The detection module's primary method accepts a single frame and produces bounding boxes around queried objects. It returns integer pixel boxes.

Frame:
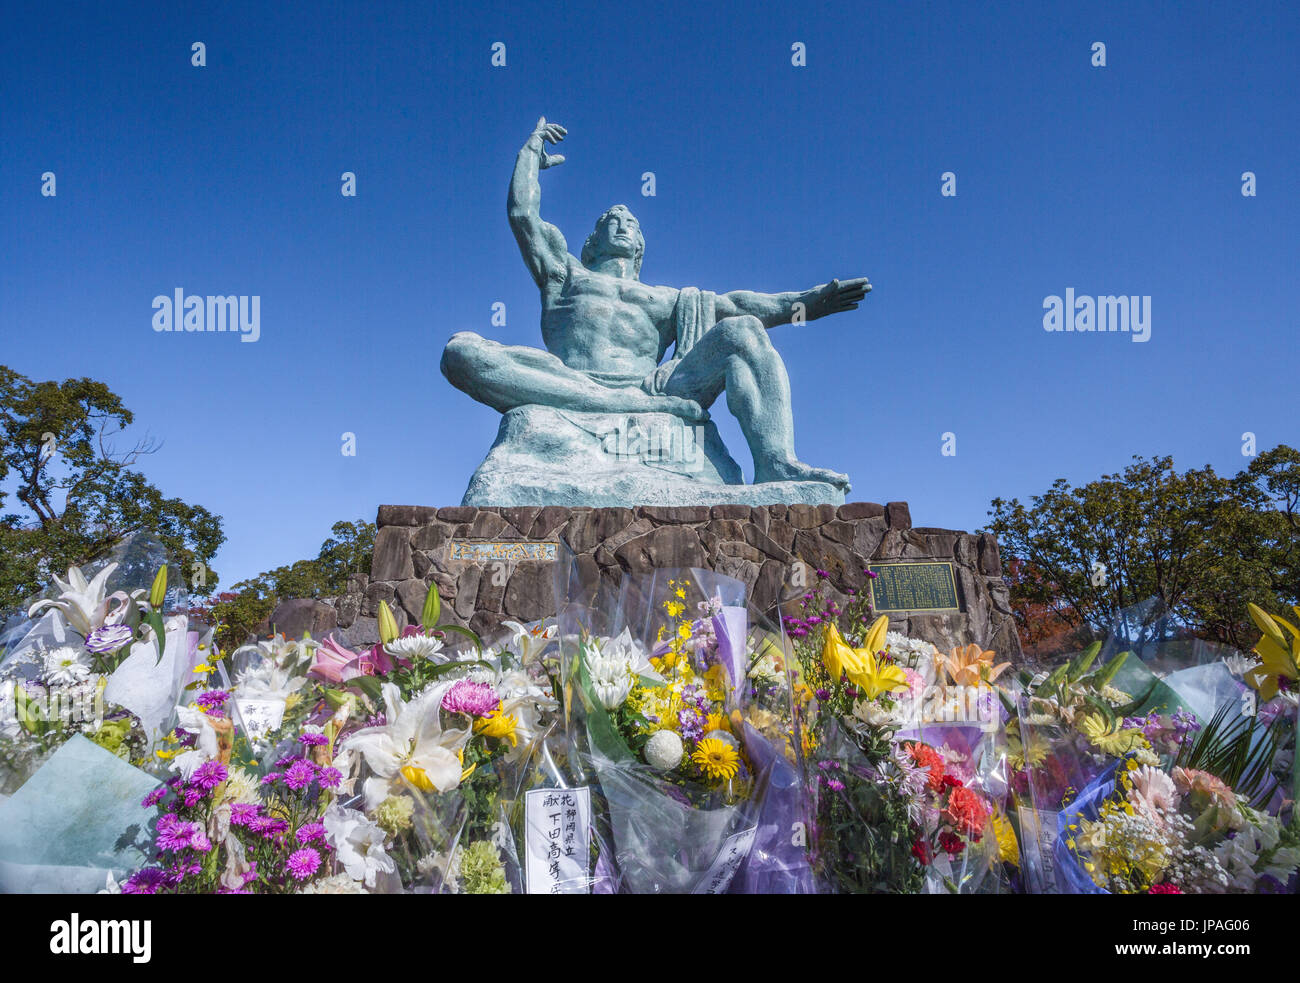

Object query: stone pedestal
[461,405,844,508]
[342,502,1022,660]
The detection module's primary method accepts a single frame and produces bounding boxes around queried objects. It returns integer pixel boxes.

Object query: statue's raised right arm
[508,118,569,289]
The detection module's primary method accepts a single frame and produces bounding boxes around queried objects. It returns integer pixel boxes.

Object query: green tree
[987,448,1298,650]
[0,365,224,613]
[203,519,375,651]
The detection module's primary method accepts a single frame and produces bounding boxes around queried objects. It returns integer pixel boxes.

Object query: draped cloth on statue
[646,286,717,393]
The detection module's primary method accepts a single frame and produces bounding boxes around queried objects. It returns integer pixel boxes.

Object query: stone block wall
[335,502,1022,660]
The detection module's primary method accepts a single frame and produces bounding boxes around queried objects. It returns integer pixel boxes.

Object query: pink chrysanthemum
[286,848,322,881]
[442,679,500,717]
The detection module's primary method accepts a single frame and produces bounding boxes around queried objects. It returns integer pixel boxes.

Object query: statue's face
[597,207,640,259]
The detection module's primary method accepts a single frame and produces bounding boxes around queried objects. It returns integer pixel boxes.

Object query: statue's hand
[529,117,567,169]
[807,277,871,320]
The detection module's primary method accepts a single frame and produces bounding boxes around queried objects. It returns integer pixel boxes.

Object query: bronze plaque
[868,561,960,613]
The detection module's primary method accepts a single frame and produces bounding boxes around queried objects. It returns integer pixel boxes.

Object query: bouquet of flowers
[1058,749,1299,893]
[322,599,560,893]
[558,563,807,893]
[788,571,1011,893]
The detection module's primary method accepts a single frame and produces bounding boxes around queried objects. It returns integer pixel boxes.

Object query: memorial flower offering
[794,615,1004,891]
[558,563,807,893]
[1057,737,1300,894]
[1,545,199,797]
[308,592,561,893]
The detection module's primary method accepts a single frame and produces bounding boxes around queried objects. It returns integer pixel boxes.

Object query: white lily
[502,620,557,663]
[341,681,470,810]
[323,804,397,889]
[28,563,141,636]
[233,660,308,702]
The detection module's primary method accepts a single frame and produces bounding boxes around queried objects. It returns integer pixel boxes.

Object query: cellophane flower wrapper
[1016,599,1299,893]
[0,535,195,809]
[330,619,562,894]
[900,721,1009,893]
[555,552,808,894]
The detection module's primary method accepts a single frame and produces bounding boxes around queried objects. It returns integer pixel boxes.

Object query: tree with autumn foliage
[987,446,1299,652]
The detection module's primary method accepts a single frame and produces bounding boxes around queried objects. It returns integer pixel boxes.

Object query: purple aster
[156,816,197,852]
[142,786,168,808]
[122,867,166,894]
[248,815,289,839]
[816,569,829,579]
[261,772,281,786]
[275,754,299,770]
[230,803,259,826]
[442,679,500,717]
[189,830,212,852]
[286,847,322,881]
[296,822,325,844]
[196,689,229,712]
[85,623,134,654]
[317,767,342,789]
[183,787,202,808]
[824,778,846,792]
[298,732,328,746]
[283,759,317,790]
[193,760,228,791]
[815,688,831,701]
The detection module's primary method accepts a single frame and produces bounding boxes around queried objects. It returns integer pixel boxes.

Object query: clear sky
[2,0,1296,589]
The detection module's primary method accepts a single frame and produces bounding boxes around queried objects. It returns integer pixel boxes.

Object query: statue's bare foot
[607,388,710,424]
[756,457,851,492]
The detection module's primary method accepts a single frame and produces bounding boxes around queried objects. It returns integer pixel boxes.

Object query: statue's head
[581,204,644,278]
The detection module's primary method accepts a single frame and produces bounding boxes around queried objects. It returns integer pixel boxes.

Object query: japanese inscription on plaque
[867,561,960,613]
[449,540,558,562]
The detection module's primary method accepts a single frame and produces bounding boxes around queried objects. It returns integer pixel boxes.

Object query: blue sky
[2,0,1296,589]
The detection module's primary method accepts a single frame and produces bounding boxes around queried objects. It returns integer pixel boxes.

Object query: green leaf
[145,610,167,664]
[421,582,442,633]
[351,675,384,704]
[433,624,482,654]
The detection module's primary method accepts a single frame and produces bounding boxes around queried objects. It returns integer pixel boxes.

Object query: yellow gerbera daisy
[691,738,740,781]
[705,711,730,734]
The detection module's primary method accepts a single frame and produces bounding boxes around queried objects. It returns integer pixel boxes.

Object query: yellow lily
[1245,603,1300,701]
[821,620,908,700]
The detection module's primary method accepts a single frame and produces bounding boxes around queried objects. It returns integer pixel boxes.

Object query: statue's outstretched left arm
[715,277,871,328]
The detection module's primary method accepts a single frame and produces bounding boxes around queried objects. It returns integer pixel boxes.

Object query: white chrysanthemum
[224,767,262,806]
[1100,685,1132,706]
[852,699,900,728]
[42,645,93,686]
[298,873,370,894]
[644,729,684,771]
[384,633,446,662]
[585,646,634,710]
